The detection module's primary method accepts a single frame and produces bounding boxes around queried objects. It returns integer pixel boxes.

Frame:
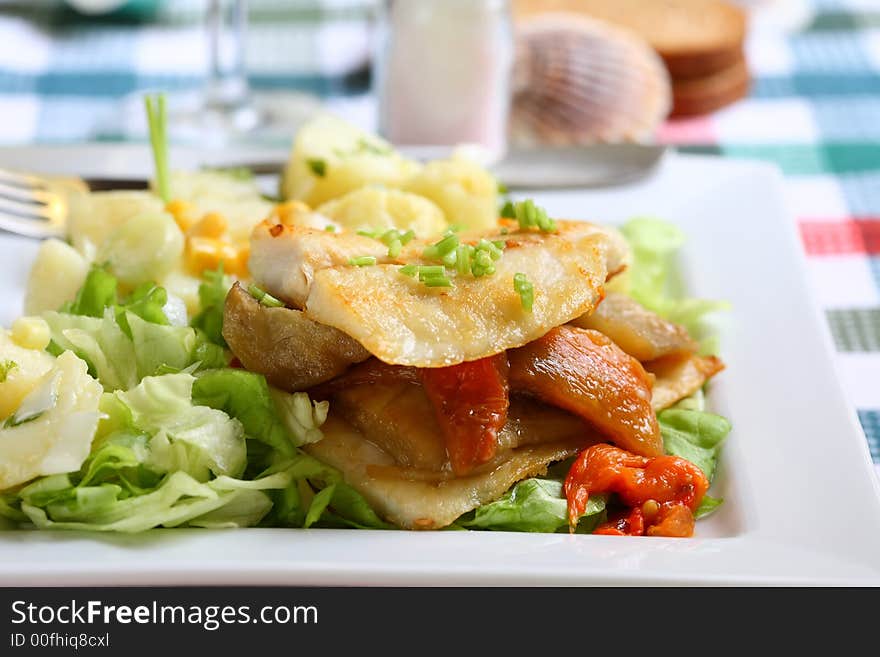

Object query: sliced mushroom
[222,282,370,392]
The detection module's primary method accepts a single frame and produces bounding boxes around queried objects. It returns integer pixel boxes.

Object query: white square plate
[1,146,879,586]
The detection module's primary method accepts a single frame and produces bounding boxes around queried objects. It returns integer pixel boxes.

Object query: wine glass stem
[205,0,251,113]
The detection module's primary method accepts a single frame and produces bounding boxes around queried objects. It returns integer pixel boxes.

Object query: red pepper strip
[419,354,510,476]
[564,443,709,536]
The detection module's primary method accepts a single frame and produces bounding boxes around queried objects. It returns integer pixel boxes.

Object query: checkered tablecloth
[0,0,878,476]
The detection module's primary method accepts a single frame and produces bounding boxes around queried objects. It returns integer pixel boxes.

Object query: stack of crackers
[514,0,750,117]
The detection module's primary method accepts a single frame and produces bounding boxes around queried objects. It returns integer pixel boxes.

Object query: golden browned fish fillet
[249,219,630,367]
[647,353,725,410]
[570,291,697,361]
[329,381,592,472]
[306,416,594,529]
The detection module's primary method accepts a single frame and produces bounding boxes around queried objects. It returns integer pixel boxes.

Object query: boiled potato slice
[0,350,103,491]
[0,328,56,421]
[281,115,420,206]
[97,211,184,289]
[24,239,89,315]
[316,187,447,239]
[404,156,499,232]
[67,190,164,259]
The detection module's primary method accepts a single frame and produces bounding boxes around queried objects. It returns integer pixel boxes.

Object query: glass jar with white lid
[374,0,514,163]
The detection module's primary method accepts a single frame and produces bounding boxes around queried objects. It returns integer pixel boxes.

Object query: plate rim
[1,146,878,586]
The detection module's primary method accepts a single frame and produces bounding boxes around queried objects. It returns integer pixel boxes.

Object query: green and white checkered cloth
[0,0,878,476]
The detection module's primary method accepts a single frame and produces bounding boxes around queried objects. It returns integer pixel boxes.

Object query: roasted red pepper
[420,354,510,475]
[564,443,709,537]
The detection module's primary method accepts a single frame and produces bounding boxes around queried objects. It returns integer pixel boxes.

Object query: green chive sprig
[247,284,285,308]
[144,93,170,203]
[506,199,557,232]
[358,227,416,258]
[307,158,327,177]
[513,273,534,311]
[399,264,451,287]
[0,359,17,383]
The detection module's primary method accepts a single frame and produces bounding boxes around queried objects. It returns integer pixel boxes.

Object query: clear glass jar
[374,0,514,162]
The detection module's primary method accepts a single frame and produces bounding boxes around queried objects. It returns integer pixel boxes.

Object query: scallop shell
[510,13,672,146]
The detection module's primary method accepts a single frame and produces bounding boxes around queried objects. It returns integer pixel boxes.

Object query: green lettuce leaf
[617,217,728,344]
[192,369,329,457]
[44,310,227,390]
[10,450,367,532]
[65,265,118,318]
[192,369,294,458]
[190,266,231,347]
[659,408,731,482]
[458,478,606,533]
[108,372,247,480]
[694,495,724,519]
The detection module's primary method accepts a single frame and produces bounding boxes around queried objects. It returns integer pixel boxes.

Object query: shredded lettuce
[616,218,728,346]
[190,266,230,347]
[458,478,606,533]
[107,373,247,481]
[659,408,731,482]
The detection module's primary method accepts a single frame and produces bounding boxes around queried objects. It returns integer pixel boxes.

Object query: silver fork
[0,168,150,239]
[0,168,73,239]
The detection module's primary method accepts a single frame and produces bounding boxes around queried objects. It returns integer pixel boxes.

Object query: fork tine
[0,180,53,205]
[0,212,63,238]
[0,195,56,221]
[0,168,49,190]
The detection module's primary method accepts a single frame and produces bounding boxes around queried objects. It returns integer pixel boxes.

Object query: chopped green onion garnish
[399,264,419,277]
[455,244,472,275]
[500,200,516,219]
[399,229,416,245]
[435,234,459,256]
[349,256,377,266]
[398,264,451,287]
[0,359,17,383]
[307,158,327,177]
[247,284,284,308]
[324,225,337,232]
[500,227,509,235]
[423,277,452,288]
[509,199,556,232]
[478,238,503,260]
[387,239,403,258]
[144,93,170,203]
[513,273,534,311]
[497,181,509,195]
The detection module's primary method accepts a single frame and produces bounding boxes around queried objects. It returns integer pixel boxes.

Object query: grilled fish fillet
[648,353,725,410]
[249,219,630,367]
[571,292,697,362]
[306,416,593,529]
[329,381,593,472]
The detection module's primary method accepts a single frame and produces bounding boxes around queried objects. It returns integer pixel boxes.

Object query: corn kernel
[188,212,228,239]
[11,317,51,351]
[231,242,250,277]
[187,237,220,275]
[273,201,311,227]
[166,199,197,232]
[186,237,242,276]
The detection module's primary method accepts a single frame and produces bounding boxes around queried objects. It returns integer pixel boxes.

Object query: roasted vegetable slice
[222,282,370,392]
[508,325,663,457]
